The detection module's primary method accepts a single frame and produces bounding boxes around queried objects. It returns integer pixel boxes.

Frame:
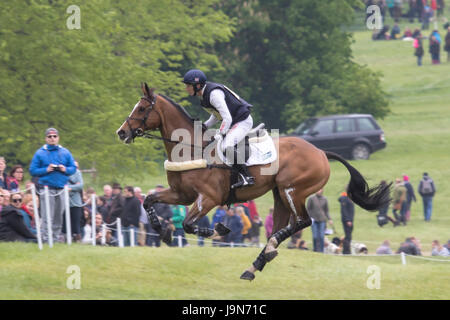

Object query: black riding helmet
[182,69,206,95]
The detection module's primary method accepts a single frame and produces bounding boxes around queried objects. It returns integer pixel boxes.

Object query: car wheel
[352,143,370,160]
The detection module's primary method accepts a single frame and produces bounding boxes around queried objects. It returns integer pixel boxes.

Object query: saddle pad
[217,130,277,167]
[164,159,207,171]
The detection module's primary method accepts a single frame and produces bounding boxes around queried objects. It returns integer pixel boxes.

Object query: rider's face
[185,84,195,96]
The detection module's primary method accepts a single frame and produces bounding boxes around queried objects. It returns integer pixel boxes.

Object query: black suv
[291,114,386,160]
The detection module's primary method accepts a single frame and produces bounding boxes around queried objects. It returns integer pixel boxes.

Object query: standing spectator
[102,184,113,212]
[29,128,76,243]
[0,157,7,189]
[402,175,416,221]
[196,215,210,247]
[264,207,274,240]
[393,0,403,22]
[436,0,444,17]
[0,193,37,242]
[96,196,109,225]
[413,35,424,66]
[236,205,251,245]
[134,187,144,203]
[171,205,188,247]
[387,0,395,19]
[63,161,84,242]
[248,214,263,246]
[422,5,432,30]
[222,206,243,247]
[122,186,141,246]
[376,240,393,254]
[431,240,449,256]
[392,178,407,225]
[377,180,399,227]
[418,172,436,221]
[338,191,354,255]
[147,185,173,246]
[6,165,25,192]
[108,183,124,224]
[307,189,333,253]
[210,206,226,246]
[444,26,450,62]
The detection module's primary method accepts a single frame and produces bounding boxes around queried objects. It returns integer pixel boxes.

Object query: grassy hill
[1,9,449,300]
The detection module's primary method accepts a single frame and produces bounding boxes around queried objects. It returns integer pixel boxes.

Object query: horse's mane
[158,94,196,125]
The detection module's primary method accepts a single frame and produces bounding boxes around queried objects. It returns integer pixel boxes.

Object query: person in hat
[182,69,255,189]
[29,128,76,243]
[402,175,416,221]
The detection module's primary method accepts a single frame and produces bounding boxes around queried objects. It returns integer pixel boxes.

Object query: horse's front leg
[182,194,230,239]
[143,187,186,236]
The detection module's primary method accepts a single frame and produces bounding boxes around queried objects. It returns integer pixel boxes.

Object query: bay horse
[116,83,391,281]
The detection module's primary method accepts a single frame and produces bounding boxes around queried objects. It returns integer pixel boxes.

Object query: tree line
[0,0,388,182]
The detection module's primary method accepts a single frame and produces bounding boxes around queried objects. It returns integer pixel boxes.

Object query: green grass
[2,13,450,300]
[0,243,448,300]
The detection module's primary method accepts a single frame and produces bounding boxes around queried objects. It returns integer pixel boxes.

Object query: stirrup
[231,173,255,189]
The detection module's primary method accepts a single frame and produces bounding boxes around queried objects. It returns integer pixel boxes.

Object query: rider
[182,69,255,189]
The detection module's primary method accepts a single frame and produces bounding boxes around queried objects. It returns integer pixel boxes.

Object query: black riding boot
[231,164,255,189]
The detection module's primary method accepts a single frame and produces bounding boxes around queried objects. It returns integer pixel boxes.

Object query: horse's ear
[145,82,154,97]
[141,82,146,95]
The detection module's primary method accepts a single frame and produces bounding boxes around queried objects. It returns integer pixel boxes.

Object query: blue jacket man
[29,128,76,243]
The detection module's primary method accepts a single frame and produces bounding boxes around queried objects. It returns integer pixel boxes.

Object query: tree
[0,0,233,182]
[214,0,389,132]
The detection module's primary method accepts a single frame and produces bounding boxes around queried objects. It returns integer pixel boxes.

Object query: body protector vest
[200,82,252,127]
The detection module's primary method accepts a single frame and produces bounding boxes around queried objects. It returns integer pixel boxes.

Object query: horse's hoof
[264,250,278,262]
[240,271,255,281]
[214,222,231,236]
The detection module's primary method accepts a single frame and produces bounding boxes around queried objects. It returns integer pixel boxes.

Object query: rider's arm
[204,114,219,128]
[209,89,232,135]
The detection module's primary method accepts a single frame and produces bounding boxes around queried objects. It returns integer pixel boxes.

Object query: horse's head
[116,83,161,144]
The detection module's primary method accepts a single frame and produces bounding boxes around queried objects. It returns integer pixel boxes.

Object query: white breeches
[221,115,253,152]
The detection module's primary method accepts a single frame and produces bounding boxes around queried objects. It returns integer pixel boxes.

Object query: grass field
[1,11,450,300]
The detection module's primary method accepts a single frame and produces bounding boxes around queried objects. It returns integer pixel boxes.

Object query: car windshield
[294,118,317,135]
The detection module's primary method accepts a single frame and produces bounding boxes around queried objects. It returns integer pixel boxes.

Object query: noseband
[125,95,156,140]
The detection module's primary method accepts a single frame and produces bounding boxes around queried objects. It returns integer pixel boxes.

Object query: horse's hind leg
[240,187,311,281]
[240,188,292,280]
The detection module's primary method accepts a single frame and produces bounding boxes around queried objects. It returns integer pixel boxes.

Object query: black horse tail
[325,151,392,211]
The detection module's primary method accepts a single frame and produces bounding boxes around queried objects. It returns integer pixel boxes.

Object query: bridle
[125,95,156,140]
[124,95,209,149]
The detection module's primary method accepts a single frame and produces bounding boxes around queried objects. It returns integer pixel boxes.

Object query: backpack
[420,179,433,195]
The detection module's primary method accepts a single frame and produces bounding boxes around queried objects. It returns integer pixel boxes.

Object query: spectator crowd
[0,128,448,258]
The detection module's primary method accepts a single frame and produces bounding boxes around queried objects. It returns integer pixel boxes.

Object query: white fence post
[178,235,182,247]
[44,186,53,248]
[117,218,124,248]
[401,252,407,265]
[91,194,96,246]
[31,184,43,250]
[130,228,135,247]
[64,185,72,245]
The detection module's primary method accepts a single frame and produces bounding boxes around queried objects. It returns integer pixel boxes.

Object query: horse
[116,83,391,281]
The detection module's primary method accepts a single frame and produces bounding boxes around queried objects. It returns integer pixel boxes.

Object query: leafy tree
[214,0,389,132]
[0,0,233,183]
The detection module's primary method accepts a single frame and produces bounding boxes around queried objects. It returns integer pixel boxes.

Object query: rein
[126,95,211,149]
